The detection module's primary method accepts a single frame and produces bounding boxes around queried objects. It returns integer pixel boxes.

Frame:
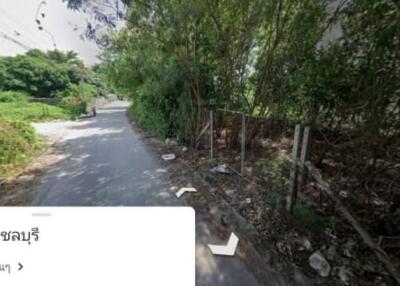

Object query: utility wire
[0,8,44,38]
[0,20,44,49]
[0,8,48,48]
[0,30,31,51]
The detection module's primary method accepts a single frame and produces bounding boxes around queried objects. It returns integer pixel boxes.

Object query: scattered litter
[339,191,349,198]
[276,241,292,256]
[309,251,331,277]
[79,112,95,119]
[161,154,176,161]
[238,198,252,210]
[225,189,236,201]
[372,198,386,206]
[210,164,232,174]
[182,146,188,152]
[165,138,177,145]
[169,186,179,192]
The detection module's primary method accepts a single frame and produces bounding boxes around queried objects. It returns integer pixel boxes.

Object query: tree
[0,50,88,97]
[68,0,399,153]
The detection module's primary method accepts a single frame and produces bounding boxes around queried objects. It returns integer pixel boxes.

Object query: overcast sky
[0,0,101,65]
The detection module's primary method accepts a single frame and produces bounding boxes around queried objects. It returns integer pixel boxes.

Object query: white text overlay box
[0,207,195,286]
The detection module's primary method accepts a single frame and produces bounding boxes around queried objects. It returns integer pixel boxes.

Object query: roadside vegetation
[64,0,399,283]
[0,50,110,178]
[93,0,399,147]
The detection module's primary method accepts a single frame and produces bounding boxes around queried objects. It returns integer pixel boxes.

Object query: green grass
[0,91,30,103]
[0,102,73,122]
[261,158,291,210]
[0,99,76,178]
[259,156,327,234]
[0,86,97,177]
[0,119,43,178]
[292,202,324,232]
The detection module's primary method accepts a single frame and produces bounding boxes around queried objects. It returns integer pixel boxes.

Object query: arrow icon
[18,263,23,271]
[208,232,239,256]
[176,187,197,198]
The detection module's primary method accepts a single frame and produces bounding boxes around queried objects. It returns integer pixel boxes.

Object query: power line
[0,7,41,36]
[0,30,32,51]
[0,20,44,49]
[0,7,49,49]
[0,8,44,47]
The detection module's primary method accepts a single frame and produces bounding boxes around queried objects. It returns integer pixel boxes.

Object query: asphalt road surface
[32,101,275,286]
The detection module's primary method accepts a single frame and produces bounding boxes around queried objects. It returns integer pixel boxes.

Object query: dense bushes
[0,119,41,177]
[94,0,399,154]
[0,49,103,99]
[56,83,96,116]
[0,92,78,177]
[60,95,88,116]
[123,57,185,138]
[0,49,109,121]
[0,49,114,177]
[0,54,71,97]
[0,102,72,122]
[0,91,29,103]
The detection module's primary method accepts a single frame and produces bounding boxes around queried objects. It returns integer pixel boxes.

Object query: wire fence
[198,108,399,224]
[194,108,400,282]
[210,109,294,174]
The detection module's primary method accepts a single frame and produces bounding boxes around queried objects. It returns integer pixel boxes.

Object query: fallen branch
[298,160,400,284]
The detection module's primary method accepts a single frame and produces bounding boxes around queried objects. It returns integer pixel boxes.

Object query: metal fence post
[240,115,246,175]
[210,110,214,160]
[287,124,303,212]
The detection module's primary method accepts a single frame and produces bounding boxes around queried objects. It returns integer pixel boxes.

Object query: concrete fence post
[299,126,311,191]
[240,115,246,175]
[287,124,303,212]
[210,110,214,160]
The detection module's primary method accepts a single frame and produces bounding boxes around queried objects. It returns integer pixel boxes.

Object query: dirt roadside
[0,121,79,205]
[127,117,314,286]
[130,116,398,286]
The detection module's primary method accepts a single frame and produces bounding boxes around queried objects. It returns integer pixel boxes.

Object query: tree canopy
[65,0,400,153]
[0,49,111,99]
[0,50,83,97]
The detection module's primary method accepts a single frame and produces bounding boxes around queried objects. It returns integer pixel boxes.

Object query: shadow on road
[31,101,292,286]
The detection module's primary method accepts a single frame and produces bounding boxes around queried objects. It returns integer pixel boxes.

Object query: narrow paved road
[33,101,269,285]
